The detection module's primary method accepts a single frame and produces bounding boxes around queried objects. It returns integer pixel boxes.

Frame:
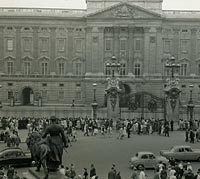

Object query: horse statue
[28,131,50,179]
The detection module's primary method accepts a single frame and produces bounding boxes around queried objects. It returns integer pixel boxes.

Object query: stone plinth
[29,168,66,179]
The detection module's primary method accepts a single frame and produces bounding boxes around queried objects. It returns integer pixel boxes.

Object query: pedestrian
[116,172,122,179]
[169,170,176,179]
[65,166,71,178]
[13,171,20,179]
[190,129,195,143]
[83,168,88,179]
[90,164,96,179]
[184,168,195,179]
[160,167,167,179]
[185,128,189,142]
[7,166,14,179]
[130,167,138,179]
[195,168,200,179]
[59,165,65,175]
[108,167,116,179]
[138,166,146,179]
[170,120,174,131]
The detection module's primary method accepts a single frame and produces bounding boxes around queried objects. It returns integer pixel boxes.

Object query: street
[0,129,200,179]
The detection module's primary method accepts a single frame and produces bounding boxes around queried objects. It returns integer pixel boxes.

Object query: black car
[0,147,32,168]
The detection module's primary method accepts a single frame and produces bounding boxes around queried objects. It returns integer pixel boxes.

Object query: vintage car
[160,145,200,161]
[0,147,32,168]
[129,152,168,169]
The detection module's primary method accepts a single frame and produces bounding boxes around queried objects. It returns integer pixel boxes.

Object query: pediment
[87,3,162,19]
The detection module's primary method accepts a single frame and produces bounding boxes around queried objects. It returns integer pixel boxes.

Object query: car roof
[137,152,155,155]
[172,146,191,149]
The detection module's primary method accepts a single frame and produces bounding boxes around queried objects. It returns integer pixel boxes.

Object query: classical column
[15,26,22,74]
[32,26,39,73]
[173,28,180,60]
[67,27,74,74]
[97,27,104,75]
[128,27,134,75]
[0,26,4,73]
[156,27,163,75]
[143,27,150,76]
[85,27,93,74]
[50,27,56,74]
[191,28,197,74]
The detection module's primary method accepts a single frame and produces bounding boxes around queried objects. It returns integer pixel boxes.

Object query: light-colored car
[129,152,168,169]
[160,145,200,161]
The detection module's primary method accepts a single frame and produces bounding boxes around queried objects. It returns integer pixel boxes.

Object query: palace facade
[1,0,200,117]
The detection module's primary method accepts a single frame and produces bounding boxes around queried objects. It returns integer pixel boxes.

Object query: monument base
[29,168,66,179]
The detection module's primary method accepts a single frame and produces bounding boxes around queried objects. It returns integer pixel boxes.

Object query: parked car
[0,147,32,168]
[129,151,168,169]
[160,145,200,161]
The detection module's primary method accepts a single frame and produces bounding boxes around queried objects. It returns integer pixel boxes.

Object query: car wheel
[137,164,144,170]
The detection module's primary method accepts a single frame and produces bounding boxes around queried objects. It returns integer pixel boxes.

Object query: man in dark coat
[108,167,116,179]
[43,116,68,170]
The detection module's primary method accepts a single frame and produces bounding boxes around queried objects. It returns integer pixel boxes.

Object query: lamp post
[0,85,2,109]
[72,99,75,118]
[187,85,194,127]
[106,56,121,78]
[92,83,98,120]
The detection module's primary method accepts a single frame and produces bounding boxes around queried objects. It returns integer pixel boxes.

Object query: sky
[0,0,199,10]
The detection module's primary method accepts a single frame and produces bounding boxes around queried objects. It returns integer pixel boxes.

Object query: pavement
[0,129,200,179]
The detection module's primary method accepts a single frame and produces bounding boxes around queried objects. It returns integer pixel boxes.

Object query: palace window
[181,40,188,53]
[41,62,48,75]
[119,63,126,76]
[105,39,112,51]
[58,62,65,75]
[24,62,31,75]
[7,39,13,51]
[75,63,82,76]
[135,39,141,51]
[198,64,200,76]
[164,40,170,53]
[105,65,111,76]
[40,38,49,51]
[75,39,82,52]
[58,91,64,101]
[23,38,32,52]
[134,63,141,77]
[7,91,13,100]
[180,63,187,76]
[42,90,48,100]
[181,92,186,102]
[57,39,65,52]
[75,90,82,100]
[7,61,14,74]
[120,39,127,51]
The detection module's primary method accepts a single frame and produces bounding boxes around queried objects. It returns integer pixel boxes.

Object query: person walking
[138,166,146,179]
[130,167,138,179]
[108,167,116,179]
[90,164,96,179]
[116,172,121,179]
[83,168,88,179]
[195,168,200,179]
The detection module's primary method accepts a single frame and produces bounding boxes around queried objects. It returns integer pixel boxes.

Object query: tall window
[164,40,170,53]
[75,39,82,52]
[134,63,141,77]
[7,91,13,100]
[42,90,48,100]
[7,39,13,51]
[75,63,82,75]
[24,62,31,75]
[105,65,111,75]
[119,63,126,76]
[7,61,14,74]
[75,90,82,100]
[181,40,188,52]
[180,63,187,76]
[105,39,112,51]
[41,62,48,75]
[40,38,48,51]
[135,39,141,51]
[57,39,65,52]
[198,64,200,76]
[120,39,127,51]
[23,38,31,51]
[58,91,64,101]
[58,62,65,75]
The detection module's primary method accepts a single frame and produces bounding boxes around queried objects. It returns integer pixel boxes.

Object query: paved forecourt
[0,129,200,179]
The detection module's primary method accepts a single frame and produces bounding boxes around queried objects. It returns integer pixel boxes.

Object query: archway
[22,87,33,105]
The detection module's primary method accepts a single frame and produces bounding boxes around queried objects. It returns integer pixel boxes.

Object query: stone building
[0,0,200,118]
